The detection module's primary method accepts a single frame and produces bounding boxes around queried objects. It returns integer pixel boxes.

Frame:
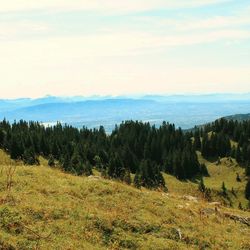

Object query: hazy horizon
[1,92,250,101]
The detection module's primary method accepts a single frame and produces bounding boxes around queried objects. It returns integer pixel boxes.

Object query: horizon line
[1,91,250,101]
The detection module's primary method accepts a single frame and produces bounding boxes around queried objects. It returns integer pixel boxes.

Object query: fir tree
[108,153,125,180]
[123,169,132,185]
[134,160,165,189]
[238,202,243,210]
[70,148,82,175]
[245,179,250,200]
[221,182,227,196]
[23,147,39,165]
[198,177,206,193]
[48,154,55,167]
[134,170,141,188]
[235,145,242,163]
[193,130,201,150]
[245,165,250,177]
[200,163,209,177]
[82,161,93,176]
[201,133,209,158]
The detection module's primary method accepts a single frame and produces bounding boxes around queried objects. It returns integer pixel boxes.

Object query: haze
[1,0,250,98]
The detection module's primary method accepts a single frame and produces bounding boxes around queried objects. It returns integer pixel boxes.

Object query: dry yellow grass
[0,150,249,250]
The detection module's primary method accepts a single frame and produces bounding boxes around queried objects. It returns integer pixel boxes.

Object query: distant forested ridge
[223,113,250,122]
[0,118,249,191]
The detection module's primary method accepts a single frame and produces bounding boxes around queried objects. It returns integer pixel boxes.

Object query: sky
[0,0,250,98]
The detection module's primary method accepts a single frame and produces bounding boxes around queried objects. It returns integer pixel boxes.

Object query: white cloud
[1,29,249,58]
[0,21,49,39]
[178,16,250,31]
[0,0,231,14]
[134,7,250,32]
[0,27,249,97]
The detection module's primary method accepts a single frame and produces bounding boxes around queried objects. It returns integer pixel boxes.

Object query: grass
[197,151,248,208]
[0,149,249,249]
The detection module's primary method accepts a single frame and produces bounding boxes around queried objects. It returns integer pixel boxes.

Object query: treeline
[192,118,250,201]
[193,118,250,165]
[0,119,204,189]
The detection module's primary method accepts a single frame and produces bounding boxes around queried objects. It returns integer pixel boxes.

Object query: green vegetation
[0,120,203,190]
[0,150,249,249]
[2,117,250,196]
[1,117,250,249]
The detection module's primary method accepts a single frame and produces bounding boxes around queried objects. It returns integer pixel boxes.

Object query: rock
[201,208,215,215]
[183,195,198,203]
[223,213,250,227]
[209,202,221,207]
[176,228,182,240]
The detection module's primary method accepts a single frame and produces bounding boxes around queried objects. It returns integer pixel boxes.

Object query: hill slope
[0,150,249,250]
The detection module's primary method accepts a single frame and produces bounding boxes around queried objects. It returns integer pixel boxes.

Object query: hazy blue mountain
[1,94,250,132]
[223,113,250,121]
[141,93,250,103]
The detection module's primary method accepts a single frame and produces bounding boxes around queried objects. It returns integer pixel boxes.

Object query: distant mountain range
[0,94,250,132]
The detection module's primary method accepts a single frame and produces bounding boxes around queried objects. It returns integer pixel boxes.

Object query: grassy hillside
[197,152,248,208]
[0,150,249,250]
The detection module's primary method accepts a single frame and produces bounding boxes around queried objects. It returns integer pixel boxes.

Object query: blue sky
[0,0,250,98]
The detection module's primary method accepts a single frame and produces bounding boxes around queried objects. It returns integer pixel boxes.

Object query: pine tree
[238,202,243,210]
[10,136,22,160]
[198,177,206,193]
[123,169,131,185]
[82,161,93,176]
[48,154,55,167]
[23,147,39,165]
[245,165,250,177]
[173,150,185,180]
[70,148,82,175]
[200,163,209,177]
[235,145,242,163]
[245,179,250,200]
[134,170,141,188]
[62,153,71,172]
[0,129,4,146]
[134,160,165,189]
[221,182,227,196]
[94,155,102,170]
[193,130,201,150]
[201,133,209,158]
[108,153,125,180]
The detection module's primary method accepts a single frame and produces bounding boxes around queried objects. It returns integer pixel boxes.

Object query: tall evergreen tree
[193,130,201,150]
[245,179,250,200]
[48,154,55,167]
[134,160,165,189]
[199,177,206,193]
[108,153,125,180]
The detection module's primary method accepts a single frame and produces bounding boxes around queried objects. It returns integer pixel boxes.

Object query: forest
[0,118,249,198]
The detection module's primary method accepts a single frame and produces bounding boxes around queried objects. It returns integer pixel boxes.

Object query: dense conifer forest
[0,118,249,197]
